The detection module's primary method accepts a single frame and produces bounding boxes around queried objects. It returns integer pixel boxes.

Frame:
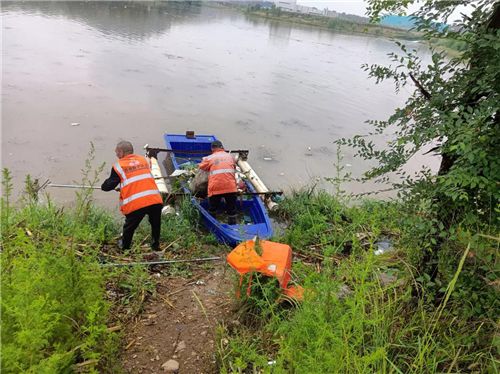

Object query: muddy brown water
[2,2,438,210]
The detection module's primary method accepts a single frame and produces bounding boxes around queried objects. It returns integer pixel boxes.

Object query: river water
[1,1,435,208]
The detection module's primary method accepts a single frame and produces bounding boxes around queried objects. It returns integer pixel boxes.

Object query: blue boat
[164,133,273,247]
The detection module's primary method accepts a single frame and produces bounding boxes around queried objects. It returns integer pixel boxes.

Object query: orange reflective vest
[199,149,237,197]
[113,154,163,215]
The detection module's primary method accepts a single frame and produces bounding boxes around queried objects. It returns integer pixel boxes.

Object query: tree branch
[409,72,432,100]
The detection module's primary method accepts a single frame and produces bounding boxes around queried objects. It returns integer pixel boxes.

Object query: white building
[323,9,339,18]
[274,1,325,16]
[274,0,297,12]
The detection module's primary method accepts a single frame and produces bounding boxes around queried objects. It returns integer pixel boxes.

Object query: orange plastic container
[227,239,302,301]
[258,240,292,289]
[226,239,265,274]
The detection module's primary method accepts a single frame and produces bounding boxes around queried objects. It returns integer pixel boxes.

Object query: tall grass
[1,169,120,373]
[218,189,499,373]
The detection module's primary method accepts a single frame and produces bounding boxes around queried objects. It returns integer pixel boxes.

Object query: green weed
[220,189,499,374]
[1,177,120,373]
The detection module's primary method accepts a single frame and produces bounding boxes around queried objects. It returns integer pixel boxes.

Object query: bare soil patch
[121,263,235,374]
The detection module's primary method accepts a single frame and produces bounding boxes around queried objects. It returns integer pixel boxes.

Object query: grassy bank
[0,169,219,373]
[243,8,419,40]
[242,7,466,55]
[2,170,498,372]
[217,190,499,373]
[1,170,121,372]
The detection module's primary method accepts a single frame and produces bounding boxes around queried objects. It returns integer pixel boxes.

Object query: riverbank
[242,8,420,40]
[2,170,497,373]
[239,6,465,56]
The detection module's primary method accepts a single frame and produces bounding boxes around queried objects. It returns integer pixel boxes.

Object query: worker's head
[211,140,223,151]
[115,141,134,159]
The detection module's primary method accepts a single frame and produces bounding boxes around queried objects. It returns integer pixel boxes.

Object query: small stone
[161,359,179,372]
[175,340,186,352]
[337,284,352,299]
[379,272,397,287]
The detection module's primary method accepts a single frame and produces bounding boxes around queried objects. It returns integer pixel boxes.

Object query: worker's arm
[198,157,211,172]
[101,168,120,191]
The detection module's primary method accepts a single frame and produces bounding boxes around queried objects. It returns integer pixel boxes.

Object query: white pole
[148,156,169,194]
[47,184,101,190]
[234,154,278,211]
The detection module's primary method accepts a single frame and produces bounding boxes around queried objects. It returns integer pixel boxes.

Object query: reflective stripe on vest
[120,189,161,207]
[114,162,154,188]
[114,161,127,181]
[113,155,162,215]
[210,168,235,176]
[121,172,154,187]
[205,153,233,163]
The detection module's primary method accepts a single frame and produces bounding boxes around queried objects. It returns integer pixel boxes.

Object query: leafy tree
[344,4,498,221]
[341,1,499,277]
[343,0,499,218]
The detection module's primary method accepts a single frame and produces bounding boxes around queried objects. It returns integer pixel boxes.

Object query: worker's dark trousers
[122,204,162,250]
[209,193,237,223]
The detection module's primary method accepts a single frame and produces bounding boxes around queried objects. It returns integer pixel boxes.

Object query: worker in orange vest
[199,140,238,225]
[101,141,163,250]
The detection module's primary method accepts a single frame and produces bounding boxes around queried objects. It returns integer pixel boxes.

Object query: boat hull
[164,133,273,246]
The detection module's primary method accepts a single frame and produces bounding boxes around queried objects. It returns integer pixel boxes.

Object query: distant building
[323,9,338,18]
[307,7,322,15]
[274,0,297,12]
[274,1,342,18]
[295,4,309,13]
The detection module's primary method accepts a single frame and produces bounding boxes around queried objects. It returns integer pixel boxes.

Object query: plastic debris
[170,169,188,177]
[162,206,176,215]
[70,122,80,126]
[374,238,393,255]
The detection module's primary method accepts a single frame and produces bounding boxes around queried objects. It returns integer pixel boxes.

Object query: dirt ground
[121,263,235,374]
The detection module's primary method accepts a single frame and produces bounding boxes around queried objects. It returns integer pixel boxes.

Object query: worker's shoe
[228,214,238,225]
